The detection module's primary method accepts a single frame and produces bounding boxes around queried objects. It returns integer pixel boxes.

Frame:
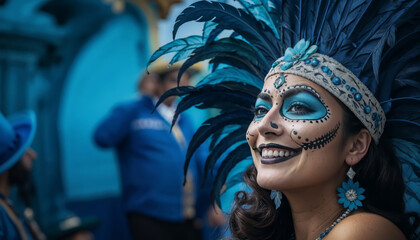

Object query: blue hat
[0,110,36,174]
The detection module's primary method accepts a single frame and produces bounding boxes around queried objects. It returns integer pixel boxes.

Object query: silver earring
[270,190,282,209]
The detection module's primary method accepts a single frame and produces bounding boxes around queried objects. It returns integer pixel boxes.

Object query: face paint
[274,75,286,89]
[247,74,350,193]
[294,122,340,150]
[270,122,278,129]
[254,95,272,121]
[281,86,327,120]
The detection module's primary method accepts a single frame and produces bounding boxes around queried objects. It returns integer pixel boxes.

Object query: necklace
[315,209,352,240]
[290,209,352,240]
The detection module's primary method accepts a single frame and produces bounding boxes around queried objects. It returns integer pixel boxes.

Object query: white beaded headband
[265,39,385,143]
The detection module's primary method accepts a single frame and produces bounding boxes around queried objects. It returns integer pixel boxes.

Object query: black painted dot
[293,131,297,135]
[298,136,301,139]
[310,121,313,123]
[316,120,319,123]
[276,102,279,105]
[306,138,309,141]
[303,120,306,123]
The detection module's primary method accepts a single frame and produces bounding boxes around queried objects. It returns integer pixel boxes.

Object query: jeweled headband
[265,39,385,143]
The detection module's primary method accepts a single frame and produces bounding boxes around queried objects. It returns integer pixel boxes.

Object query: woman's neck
[284,182,344,240]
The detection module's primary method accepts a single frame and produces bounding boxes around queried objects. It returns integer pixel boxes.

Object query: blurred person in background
[0,110,45,240]
[94,61,209,240]
[0,110,96,240]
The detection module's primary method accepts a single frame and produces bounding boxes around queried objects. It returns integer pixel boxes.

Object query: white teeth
[273,151,279,157]
[279,151,284,157]
[268,150,273,158]
[285,151,290,157]
[262,150,267,158]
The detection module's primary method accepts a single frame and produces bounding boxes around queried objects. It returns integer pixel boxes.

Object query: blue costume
[94,95,204,222]
[0,110,37,240]
[0,195,34,240]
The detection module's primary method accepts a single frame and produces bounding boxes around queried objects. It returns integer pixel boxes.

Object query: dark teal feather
[203,126,248,183]
[211,143,251,207]
[183,113,253,185]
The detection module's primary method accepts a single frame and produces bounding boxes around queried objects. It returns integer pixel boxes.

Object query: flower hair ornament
[148,0,420,218]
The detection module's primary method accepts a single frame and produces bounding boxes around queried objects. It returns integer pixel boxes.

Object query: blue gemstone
[375,121,379,128]
[327,70,332,75]
[354,93,362,101]
[332,77,341,85]
[311,58,319,66]
[321,66,329,72]
[345,85,350,90]
[372,113,377,120]
[342,79,346,84]
[350,87,357,93]
[305,59,311,64]
[378,115,382,120]
[321,232,326,238]
[364,106,371,114]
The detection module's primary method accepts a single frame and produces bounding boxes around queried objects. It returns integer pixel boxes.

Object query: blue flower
[280,39,318,70]
[337,179,366,210]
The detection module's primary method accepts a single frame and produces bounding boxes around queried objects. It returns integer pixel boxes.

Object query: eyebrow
[282,85,323,102]
[256,93,272,103]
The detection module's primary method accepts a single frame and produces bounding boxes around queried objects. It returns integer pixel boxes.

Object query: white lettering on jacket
[131,118,169,131]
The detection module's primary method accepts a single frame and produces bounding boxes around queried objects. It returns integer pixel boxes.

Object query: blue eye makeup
[281,89,327,120]
[254,98,272,121]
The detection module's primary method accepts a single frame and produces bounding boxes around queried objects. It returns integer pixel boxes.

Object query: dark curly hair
[229,105,420,240]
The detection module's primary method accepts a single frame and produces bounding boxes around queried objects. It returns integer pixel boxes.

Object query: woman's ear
[345,129,372,165]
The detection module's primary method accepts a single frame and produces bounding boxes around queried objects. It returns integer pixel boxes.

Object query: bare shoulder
[326,212,406,240]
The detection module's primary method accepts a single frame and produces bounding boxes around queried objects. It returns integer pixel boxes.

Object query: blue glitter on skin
[281,92,327,120]
[254,99,272,121]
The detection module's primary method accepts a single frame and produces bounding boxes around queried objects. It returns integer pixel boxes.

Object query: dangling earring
[337,164,365,211]
[270,190,282,209]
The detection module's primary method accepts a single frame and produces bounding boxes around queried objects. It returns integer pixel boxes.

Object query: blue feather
[173,1,279,60]
[177,38,268,84]
[197,67,263,88]
[184,113,254,185]
[212,143,251,207]
[235,0,280,38]
[203,126,248,183]
[147,36,204,67]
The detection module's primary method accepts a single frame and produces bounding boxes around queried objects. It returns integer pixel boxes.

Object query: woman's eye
[254,107,268,119]
[287,103,313,115]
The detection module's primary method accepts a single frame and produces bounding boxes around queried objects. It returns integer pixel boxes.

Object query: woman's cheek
[246,122,258,148]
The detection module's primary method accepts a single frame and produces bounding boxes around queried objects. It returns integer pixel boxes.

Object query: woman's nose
[257,111,284,137]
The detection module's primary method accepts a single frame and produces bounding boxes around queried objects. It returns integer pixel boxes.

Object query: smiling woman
[149,0,420,239]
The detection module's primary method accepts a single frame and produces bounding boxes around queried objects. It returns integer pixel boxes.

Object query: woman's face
[247,74,348,191]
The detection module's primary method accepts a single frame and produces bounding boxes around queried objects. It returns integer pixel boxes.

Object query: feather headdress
[149,0,420,211]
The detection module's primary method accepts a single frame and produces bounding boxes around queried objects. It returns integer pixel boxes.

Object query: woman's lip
[260,153,300,164]
[258,143,302,164]
[258,143,301,152]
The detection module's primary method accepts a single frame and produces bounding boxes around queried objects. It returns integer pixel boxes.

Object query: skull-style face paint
[247,74,348,191]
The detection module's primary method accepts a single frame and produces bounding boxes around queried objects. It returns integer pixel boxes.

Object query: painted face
[247,74,348,192]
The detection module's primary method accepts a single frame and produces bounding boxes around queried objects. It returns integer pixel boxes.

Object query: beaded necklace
[290,209,352,240]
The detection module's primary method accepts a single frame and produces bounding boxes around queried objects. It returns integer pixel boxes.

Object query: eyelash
[287,102,313,115]
[254,106,269,119]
